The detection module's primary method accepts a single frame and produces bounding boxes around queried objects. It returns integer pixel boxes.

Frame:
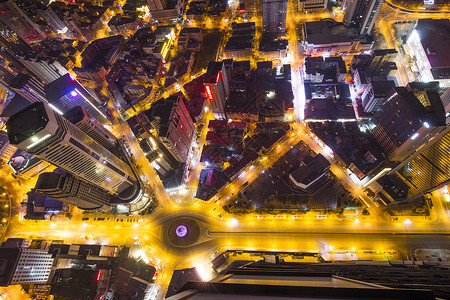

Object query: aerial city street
[0,0,449,299]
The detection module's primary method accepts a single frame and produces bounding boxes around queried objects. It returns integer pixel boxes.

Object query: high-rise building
[0,238,53,286]
[343,0,383,35]
[144,96,196,163]
[9,73,47,103]
[6,102,137,198]
[204,62,229,120]
[298,0,328,13]
[361,80,396,113]
[37,6,73,38]
[394,130,450,197]
[63,106,119,157]
[35,172,112,211]
[371,87,448,162]
[0,19,33,57]
[44,74,108,124]
[262,0,287,33]
[20,56,69,84]
[127,114,182,178]
[441,87,450,123]
[0,0,45,46]
[147,0,167,11]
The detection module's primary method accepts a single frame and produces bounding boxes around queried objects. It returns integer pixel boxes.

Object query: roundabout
[165,217,201,247]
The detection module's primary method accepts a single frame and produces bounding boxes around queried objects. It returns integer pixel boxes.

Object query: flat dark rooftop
[416,19,450,68]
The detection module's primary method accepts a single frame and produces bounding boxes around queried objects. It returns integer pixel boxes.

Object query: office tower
[6,102,137,198]
[370,87,447,162]
[0,66,16,87]
[369,49,398,75]
[44,74,108,124]
[144,96,196,163]
[0,238,53,286]
[0,0,45,46]
[20,56,69,84]
[343,0,384,35]
[127,114,182,178]
[299,0,328,13]
[0,19,33,56]
[262,0,287,33]
[361,80,395,113]
[147,0,168,11]
[9,73,47,103]
[64,106,119,157]
[204,62,229,120]
[441,87,450,123]
[35,172,112,211]
[37,6,73,38]
[394,130,450,197]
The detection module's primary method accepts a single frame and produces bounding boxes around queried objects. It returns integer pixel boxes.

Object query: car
[217,213,223,220]
[97,217,105,221]
[82,218,89,221]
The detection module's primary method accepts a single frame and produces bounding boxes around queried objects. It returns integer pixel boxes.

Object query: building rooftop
[303,20,356,45]
[415,19,450,69]
[205,61,224,84]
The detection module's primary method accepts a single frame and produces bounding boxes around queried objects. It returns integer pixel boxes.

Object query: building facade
[343,0,383,35]
[371,87,448,162]
[44,74,108,124]
[0,239,53,287]
[262,0,287,33]
[0,0,45,46]
[6,102,137,196]
[35,172,112,211]
[204,62,229,120]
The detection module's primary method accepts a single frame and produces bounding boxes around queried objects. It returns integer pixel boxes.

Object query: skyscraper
[35,172,112,211]
[0,0,45,46]
[6,102,137,198]
[63,106,119,157]
[371,87,448,162]
[20,56,69,85]
[0,238,53,287]
[44,74,108,124]
[343,0,383,35]
[262,0,287,33]
[204,62,229,120]
[147,0,168,11]
[144,96,196,163]
[9,73,47,103]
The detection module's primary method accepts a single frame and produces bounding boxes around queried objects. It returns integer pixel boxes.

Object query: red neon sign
[288,107,294,110]
[152,268,159,280]
[239,9,246,13]
[216,71,221,83]
[205,85,213,100]
[96,270,101,281]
